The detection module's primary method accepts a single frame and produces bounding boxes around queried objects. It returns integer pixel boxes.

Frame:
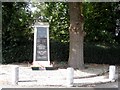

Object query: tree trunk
[68,2,84,69]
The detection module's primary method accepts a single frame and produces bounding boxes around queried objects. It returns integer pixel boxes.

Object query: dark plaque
[36,27,48,61]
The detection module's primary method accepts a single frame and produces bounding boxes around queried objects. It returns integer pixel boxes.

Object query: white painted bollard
[109,65,116,80]
[12,65,19,85]
[66,67,74,87]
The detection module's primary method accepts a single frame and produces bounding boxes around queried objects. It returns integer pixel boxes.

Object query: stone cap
[34,22,49,27]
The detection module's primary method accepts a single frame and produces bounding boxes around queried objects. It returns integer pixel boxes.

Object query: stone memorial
[33,22,51,67]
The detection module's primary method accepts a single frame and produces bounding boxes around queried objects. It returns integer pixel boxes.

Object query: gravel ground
[0,64,118,88]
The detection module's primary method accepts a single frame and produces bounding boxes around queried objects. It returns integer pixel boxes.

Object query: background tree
[2,2,34,63]
[2,2,120,65]
[33,2,69,43]
[32,2,70,62]
[33,2,120,45]
[83,2,119,44]
[30,2,120,66]
[68,2,85,69]
[32,2,85,69]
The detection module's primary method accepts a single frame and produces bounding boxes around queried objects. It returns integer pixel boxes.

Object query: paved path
[0,64,118,88]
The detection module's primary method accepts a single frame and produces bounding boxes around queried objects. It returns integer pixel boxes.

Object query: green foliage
[50,39,69,62]
[2,40,33,64]
[33,2,69,43]
[2,39,120,64]
[50,41,120,64]
[83,2,119,44]
[84,43,120,64]
[2,2,34,46]
[2,39,69,64]
[2,2,120,64]
[2,2,34,63]
[33,2,120,44]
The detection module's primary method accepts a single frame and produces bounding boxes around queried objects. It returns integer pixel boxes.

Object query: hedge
[84,43,120,65]
[2,41,33,64]
[2,40,120,64]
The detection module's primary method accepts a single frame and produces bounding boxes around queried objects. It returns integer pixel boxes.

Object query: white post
[109,65,116,80]
[66,67,74,87]
[12,65,19,85]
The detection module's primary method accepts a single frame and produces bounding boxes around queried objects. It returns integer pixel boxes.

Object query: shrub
[84,43,120,65]
[2,40,120,65]
[2,40,33,64]
[50,40,69,62]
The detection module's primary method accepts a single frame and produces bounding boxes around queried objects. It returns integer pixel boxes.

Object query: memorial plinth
[33,22,51,67]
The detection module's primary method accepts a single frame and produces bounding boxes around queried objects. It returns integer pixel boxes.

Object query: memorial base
[31,67,45,70]
[31,66,56,70]
[32,61,52,67]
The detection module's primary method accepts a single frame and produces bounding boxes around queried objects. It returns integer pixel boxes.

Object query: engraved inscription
[36,27,48,61]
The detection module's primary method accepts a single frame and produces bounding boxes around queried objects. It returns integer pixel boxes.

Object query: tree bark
[68,2,84,69]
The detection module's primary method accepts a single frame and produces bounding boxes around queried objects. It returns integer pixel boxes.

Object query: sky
[28,2,37,13]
